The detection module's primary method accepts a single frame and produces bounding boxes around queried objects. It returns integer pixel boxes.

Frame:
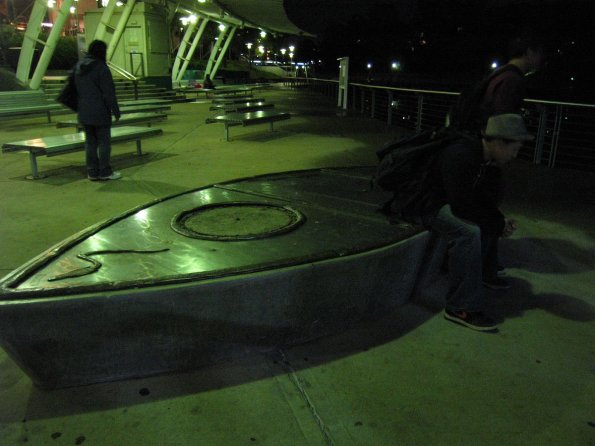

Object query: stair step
[41,77,179,102]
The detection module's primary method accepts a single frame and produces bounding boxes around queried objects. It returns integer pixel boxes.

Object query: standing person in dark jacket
[480,30,545,124]
[75,40,121,181]
[422,114,533,332]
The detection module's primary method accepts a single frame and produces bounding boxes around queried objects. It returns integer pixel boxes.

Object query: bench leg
[136,140,143,156]
[224,125,230,141]
[27,152,42,179]
[46,111,52,123]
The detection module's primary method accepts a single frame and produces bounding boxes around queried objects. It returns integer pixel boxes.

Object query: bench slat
[204,110,291,141]
[207,110,290,126]
[56,112,167,129]
[209,102,273,113]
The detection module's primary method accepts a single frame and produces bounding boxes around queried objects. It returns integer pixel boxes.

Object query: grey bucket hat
[484,114,534,141]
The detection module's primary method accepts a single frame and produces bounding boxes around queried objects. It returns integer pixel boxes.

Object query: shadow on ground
[0,303,433,422]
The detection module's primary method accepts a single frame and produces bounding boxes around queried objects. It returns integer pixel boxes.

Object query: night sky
[285,0,595,101]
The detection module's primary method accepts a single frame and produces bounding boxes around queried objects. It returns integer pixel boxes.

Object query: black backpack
[375,127,471,223]
[448,64,519,133]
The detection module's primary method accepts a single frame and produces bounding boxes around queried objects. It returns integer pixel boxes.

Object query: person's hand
[115,114,121,122]
[502,218,517,237]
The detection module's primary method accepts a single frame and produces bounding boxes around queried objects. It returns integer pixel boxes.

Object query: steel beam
[29,0,75,89]
[177,18,209,83]
[210,26,236,80]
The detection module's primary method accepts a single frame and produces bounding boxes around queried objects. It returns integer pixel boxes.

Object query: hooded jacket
[74,55,120,126]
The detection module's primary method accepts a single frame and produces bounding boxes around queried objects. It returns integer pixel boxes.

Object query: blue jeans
[423,205,485,312]
[84,125,112,177]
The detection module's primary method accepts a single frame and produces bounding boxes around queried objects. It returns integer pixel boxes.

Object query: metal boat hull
[0,167,429,388]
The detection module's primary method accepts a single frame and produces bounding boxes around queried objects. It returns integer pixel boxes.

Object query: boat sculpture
[0,167,430,388]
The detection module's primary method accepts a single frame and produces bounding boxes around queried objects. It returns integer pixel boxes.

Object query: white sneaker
[99,171,122,181]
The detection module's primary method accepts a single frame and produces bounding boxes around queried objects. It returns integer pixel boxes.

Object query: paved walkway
[0,86,593,445]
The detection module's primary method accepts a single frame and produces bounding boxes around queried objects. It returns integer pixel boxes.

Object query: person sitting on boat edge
[419,114,533,332]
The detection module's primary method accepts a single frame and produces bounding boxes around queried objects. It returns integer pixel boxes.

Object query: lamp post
[245,42,252,66]
[280,48,286,64]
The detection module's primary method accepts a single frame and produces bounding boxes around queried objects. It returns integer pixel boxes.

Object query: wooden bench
[2,126,163,179]
[205,110,291,141]
[56,112,167,131]
[0,90,64,123]
[209,102,274,113]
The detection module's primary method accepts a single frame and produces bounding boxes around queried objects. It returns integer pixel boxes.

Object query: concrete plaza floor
[0,86,593,445]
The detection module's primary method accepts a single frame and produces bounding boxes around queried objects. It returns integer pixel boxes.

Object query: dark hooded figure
[74,39,121,181]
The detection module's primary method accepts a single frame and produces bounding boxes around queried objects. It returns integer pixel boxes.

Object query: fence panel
[287,77,595,172]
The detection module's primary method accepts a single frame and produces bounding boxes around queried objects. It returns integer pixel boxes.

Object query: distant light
[69,5,76,13]
[366,62,372,69]
[197,0,206,3]
[289,45,295,52]
[260,30,266,38]
[245,42,253,49]
[491,61,498,69]
[47,0,55,7]
[570,77,575,81]
[280,48,286,55]
[180,17,188,26]
[258,45,264,54]
[115,1,123,5]
[391,61,400,70]
[218,24,226,31]
[188,14,197,24]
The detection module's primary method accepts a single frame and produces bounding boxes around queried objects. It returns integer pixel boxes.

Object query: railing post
[533,104,547,164]
[548,104,563,168]
[361,89,365,115]
[387,91,393,126]
[371,90,376,118]
[416,94,424,131]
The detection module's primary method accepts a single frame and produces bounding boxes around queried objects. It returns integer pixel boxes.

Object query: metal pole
[177,18,209,83]
[533,104,547,164]
[548,104,563,168]
[106,0,137,61]
[29,0,75,89]
[16,0,45,85]
[93,0,118,41]
[203,25,226,81]
[210,26,237,80]
[387,91,393,126]
[171,18,198,84]
[416,94,424,132]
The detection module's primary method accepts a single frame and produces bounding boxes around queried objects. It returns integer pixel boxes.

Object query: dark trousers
[84,125,112,177]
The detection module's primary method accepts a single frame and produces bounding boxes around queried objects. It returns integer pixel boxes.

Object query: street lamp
[245,42,253,65]
[260,30,266,38]
[280,48,287,63]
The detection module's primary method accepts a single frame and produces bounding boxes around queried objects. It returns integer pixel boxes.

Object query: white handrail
[107,61,137,81]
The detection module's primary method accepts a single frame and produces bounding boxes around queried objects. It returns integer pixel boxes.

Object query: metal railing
[107,61,139,100]
[284,77,595,172]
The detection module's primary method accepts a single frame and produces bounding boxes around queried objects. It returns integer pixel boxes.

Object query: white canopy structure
[16,0,312,89]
